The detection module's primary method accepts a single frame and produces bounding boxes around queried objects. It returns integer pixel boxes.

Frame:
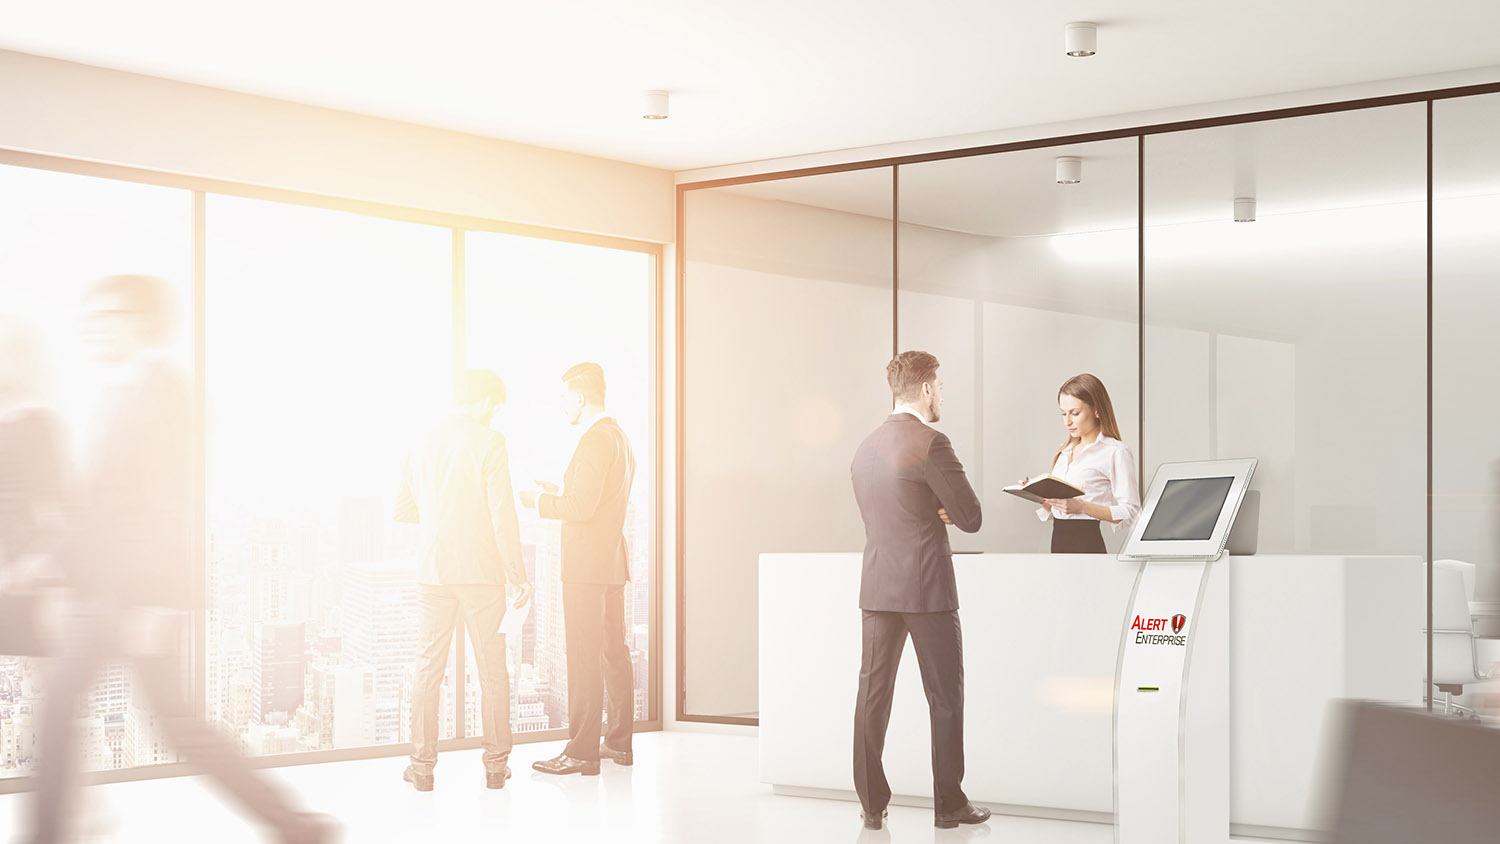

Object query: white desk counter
[759,553,1422,836]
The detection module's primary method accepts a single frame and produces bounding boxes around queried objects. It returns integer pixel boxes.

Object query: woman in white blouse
[1033,374,1141,553]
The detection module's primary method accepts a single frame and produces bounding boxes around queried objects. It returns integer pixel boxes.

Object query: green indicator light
[1137,686,1160,692]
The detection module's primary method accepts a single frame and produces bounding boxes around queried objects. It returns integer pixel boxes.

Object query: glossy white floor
[0,732,1291,844]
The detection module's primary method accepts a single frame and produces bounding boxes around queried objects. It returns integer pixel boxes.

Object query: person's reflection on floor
[24,275,336,844]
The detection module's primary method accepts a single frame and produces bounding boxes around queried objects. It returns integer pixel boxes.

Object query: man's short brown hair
[455,369,506,406]
[563,362,606,406]
[887,351,940,404]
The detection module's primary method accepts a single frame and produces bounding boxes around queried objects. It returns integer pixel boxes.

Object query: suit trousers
[410,584,511,775]
[561,582,634,761]
[29,603,304,843]
[853,609,968,816]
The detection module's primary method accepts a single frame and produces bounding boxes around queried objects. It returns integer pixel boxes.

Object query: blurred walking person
[25,275,334,844]
[0,314,67,655]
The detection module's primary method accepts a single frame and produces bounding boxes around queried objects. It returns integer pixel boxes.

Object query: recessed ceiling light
[642,90,669,120]
[1065,22,1097,57]
[1056,156,1083,185]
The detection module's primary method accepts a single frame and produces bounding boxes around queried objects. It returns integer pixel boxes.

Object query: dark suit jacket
[538,417,636,585]
[851,412,981,613]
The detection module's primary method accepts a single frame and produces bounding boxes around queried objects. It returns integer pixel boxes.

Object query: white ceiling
[2,1,1500,172]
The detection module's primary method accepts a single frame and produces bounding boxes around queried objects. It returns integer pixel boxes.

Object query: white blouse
[1034,433,1142,534]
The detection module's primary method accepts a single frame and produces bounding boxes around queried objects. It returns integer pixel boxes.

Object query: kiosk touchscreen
[1119,459,1256,561]
[1114,459,1256,844]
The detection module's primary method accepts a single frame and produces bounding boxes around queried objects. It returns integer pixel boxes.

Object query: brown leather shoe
[599,742,633,766]
[531,753,601,776]
[485,767,513,789]
[402,765,433,792]
[934,803,990,829]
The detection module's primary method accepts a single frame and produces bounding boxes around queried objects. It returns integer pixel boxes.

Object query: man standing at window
[849,350,988,831]
[521,362,636,776]
[395,369,532,791]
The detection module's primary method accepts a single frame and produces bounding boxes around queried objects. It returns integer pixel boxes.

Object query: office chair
[1424,560,1494,717]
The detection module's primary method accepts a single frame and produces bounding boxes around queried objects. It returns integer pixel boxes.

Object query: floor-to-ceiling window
[463,230,658,734]
[0,156,661,784]
[204,195,453,755]
[0,164,193,777]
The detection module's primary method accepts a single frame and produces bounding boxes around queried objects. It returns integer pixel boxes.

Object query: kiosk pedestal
[1114,557,1229,844]
[1113,458,1251,844]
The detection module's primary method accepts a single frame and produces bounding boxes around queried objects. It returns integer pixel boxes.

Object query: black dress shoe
[599,742,633,766]
[531,753,601,776]
[402,765,433,792]
[861,809,888,830]
[934,803,990,829]
[485,767,513,789]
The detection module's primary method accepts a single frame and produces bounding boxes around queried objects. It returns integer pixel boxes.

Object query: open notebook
[1002,474,1085,505]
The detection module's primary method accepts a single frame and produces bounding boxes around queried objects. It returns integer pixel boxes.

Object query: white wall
[0,50,673,243]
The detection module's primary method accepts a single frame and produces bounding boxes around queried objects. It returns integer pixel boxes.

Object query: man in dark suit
[521,362,636,776]
[850,350,988,831]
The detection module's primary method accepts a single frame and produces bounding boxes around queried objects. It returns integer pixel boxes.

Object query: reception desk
[759,553,1422,837]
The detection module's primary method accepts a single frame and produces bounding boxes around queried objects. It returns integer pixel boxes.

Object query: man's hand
[938,507,953,525]
[519,488,539,509]
[534,479,560,495]
[511,582,533,609]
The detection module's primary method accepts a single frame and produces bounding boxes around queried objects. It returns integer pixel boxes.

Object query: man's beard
[928,405,941,424]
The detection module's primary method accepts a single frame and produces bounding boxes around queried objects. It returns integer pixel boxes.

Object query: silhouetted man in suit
[395,369,533,791]
[850,350,988,831]
[521,362,636,776]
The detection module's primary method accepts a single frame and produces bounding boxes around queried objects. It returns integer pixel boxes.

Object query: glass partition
[1144,106,1427,557]
[1434,93,1500,663]
[896,139,1140,554]
[1143,104,1428,831]
[681,168,894,720]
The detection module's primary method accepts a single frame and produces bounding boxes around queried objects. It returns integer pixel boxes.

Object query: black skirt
[1051,519,1106,554]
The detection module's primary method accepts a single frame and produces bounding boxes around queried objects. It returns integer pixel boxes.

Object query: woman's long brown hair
[1051,373,1123,468]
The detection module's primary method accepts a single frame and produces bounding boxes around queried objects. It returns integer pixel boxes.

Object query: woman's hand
[1045,497,1090,516]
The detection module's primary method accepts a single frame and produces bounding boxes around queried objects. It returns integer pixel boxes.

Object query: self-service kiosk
[1114,458,1257,844]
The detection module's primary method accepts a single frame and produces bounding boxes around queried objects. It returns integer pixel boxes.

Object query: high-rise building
[341,560,418,743]
[124,701,173,768]
[510,665,552,735]
[520,544,538,666]
[534,520,569,728]
[249,518,295,624]
[0,701,37,773]
[251,621,306,727]
[242,722,299,757]
[296,660,376,751]
[339,496,386,566]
